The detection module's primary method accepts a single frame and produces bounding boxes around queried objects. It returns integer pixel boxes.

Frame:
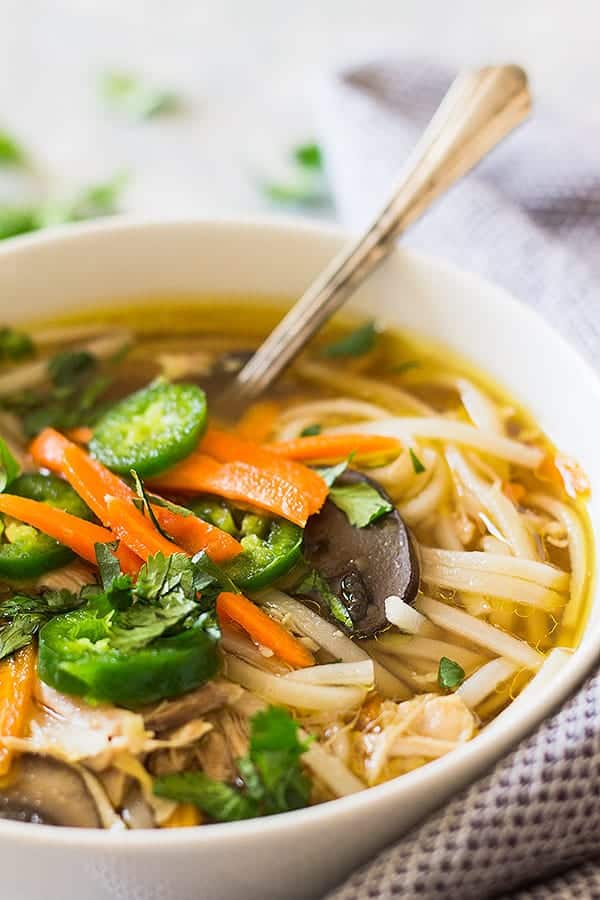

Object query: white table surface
[1,0,598,222]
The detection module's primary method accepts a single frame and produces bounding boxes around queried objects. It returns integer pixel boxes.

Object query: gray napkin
[317,61,600,900]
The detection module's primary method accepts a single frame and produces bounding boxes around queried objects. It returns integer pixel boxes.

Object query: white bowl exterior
[0,217,598,900]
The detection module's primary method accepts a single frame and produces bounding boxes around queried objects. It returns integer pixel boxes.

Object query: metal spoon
[217,64,531,419]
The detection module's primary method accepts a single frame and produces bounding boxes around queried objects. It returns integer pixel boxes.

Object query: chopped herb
[392,360,419,374]
[146,494,193,518]
[300,423,322,437]
[261,179,329,208]
[0,207,37,241]
[329,480,392,528]
[409,448,426,474]
[130,469,173,542]
[0,588,85,661]
[100,71,180,120]
[313,458,349,488]
[297,568,353,630]
[321,321,377,358]
[94,542,133,611]
[293,142,323,170]
[0,437,21,493]
[191,550,240,598]
[48,350,95,387]
[437,656,465,692]
[154,706,311,821]
[0,131,27,167]
[0,327,35,362]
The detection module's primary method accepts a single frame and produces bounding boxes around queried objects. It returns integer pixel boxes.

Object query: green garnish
[0,437,20,493]
[293,142,323,170]
[409,448,426,474]
[0,172,127,242]
[300,423,322,437]
[322,321,377,358]
[313,458,349,488]
[0,131,27,167]
[297,568,353,630]
[0,327,35,362]
[0,589,85,661]
[154,706,311,821]
[130,469,174,542]
[100,72,179,120]
[329,480,392,528]
[437,656,465,692]
[392,360,419,374]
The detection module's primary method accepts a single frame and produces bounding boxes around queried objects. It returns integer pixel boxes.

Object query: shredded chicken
[34,560,96,593]
[144,680,243,732]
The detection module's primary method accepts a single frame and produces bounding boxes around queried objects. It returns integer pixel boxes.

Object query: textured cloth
[317,61,600,900]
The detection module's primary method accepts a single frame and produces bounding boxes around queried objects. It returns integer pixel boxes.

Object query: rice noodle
[285,660,374,686]
[446,447,537,559]
[365,450,426,498]
[220,626,289,674]
[295,360,431,415]
[333,417,543,468]
[274,398,389,440]
[416,595,544,670]
[384,596,428,633]
[422,563,564,611]
[420,547,568,590]
[457,658,519,708]
[363,635,486,672]
[224,654,367,712]
[528,494,588,629]
[390,736,460,758]
[254,589,410,699]
[0,330,132,397]
[453,377,504,434]
[398,456,448,525]
[301,735,365,795]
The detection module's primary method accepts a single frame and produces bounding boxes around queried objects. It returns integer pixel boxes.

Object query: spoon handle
[230,65,530,405]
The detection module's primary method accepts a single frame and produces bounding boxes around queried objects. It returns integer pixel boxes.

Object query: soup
[0,302,592,828]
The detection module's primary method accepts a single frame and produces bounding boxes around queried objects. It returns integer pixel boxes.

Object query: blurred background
[0,0,598,230]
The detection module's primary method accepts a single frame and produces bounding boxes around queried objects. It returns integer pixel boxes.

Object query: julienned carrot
[216,592,314,669]
[65,426,93,445]
[200,428,327,515]
[0,644,37,776]
[265,433,402,462]
[161,804,203,828]
[104,496,188,562]
[29,427,71,474]
[151,507,241,563]
[0,494,141,575]
[235,401,280,443]
[149,454,310,527]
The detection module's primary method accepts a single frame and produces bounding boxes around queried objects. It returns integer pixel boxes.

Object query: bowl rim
[0,213,598,850]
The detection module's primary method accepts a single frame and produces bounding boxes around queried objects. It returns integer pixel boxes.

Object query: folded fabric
[315,60,600,900]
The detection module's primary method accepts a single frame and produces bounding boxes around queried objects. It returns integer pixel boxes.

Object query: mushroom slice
[303,470,420,638]
[0,754,102,827]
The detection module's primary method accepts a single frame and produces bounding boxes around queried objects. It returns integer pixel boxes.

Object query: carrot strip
[65,426,93,445]
[0,494,141,575]
[29,427,71,474]
[103,496,188,562]
[62,445,242,563]
[0,644,37,776]
[235,401,280,443]
[265,433,402,462]
[150,454,310,527]
[161,804,203,827]
[216,592,314,669]
[200,428,327,515]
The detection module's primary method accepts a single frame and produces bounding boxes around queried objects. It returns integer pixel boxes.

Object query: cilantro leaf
[262,179,330,208]
[313,458,348,488]
[48,350,96,387]
[0,436,20,492]
[153,706,310,821]
[0,131,27,167]
[329,480,392,528]
[100,72,179,120]
[296,568,353,630]
[321,321,377,358]
[300,423,321,437]
[0,327,35,362]
[0,589,84,660]
[130,469,173,541]
[94,542,133,611]
[437,656,465,692]
[409,448,426,474]
[191,550,240,597]
[293,143,322,170]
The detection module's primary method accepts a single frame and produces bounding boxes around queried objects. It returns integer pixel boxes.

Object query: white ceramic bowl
[0,217,598,900]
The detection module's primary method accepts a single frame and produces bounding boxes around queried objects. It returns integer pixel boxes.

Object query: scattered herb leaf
[0,327,35,362]
[409,448,426,474]
[0,589,84,660]
[100,71,179,120]
[0,131,27,167]
[296,568,353,630]
[437,656,465,692]
[392,360,419,374]
[154,706,311,821]
[329,480,392,528]
[261,179,329,208]
[300,423,322,437]
[293,142,323,170]
[0,437,21,493]
[130,469,173,541]
[313,458,349,488]
[321,321,377,358]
